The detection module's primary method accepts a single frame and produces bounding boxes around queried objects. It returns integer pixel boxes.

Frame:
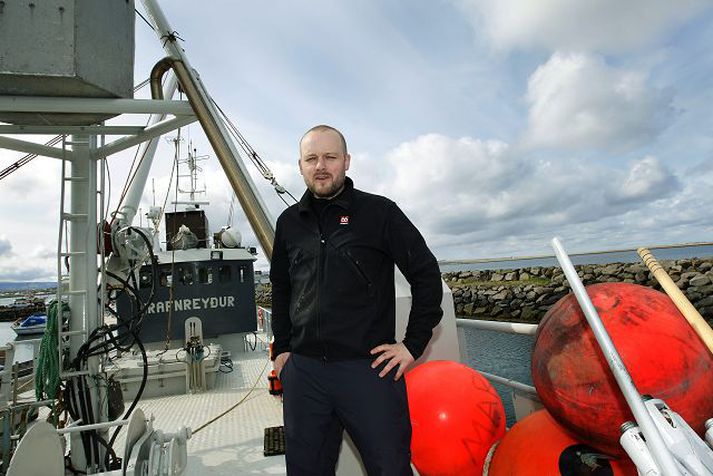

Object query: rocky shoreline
[256,258,713,325]
[445,258,713,324]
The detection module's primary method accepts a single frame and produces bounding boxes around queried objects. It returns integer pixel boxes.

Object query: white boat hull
[11,324,46,336]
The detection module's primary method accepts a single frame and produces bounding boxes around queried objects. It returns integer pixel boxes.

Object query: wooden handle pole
[637,247,713,355]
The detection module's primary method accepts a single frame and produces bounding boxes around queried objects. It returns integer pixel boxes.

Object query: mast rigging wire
[210,98,298,205]
[135,8,156,32]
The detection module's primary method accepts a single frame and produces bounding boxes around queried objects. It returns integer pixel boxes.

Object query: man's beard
[310,175,345,199]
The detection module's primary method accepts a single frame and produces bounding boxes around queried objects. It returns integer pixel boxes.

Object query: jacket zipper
[316,207,328,361]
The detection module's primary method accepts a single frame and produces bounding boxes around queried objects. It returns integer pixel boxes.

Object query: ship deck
[114,347,286,475]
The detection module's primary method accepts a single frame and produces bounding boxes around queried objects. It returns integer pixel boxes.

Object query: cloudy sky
[1,0,713,280]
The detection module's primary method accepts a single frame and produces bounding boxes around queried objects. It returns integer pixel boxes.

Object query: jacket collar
[298,176,354,214]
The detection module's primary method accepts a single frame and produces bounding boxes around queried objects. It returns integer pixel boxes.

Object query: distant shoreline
[439,240,713,265]
[0,287,56,299]
[439,243,713,273]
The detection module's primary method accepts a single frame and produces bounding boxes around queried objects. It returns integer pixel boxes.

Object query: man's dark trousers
[281,353,413,476]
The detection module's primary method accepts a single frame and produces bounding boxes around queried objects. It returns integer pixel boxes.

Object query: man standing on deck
[270,124,443,475]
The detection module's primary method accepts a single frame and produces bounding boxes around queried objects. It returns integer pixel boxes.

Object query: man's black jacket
[270,177,443,361]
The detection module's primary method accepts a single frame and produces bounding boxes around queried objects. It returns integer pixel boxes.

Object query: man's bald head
[300,125,348,156]
[298,125,351,198]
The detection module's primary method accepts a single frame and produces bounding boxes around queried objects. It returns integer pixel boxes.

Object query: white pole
[68,134,97,470]
[550,237,682,476]
[116,73,179,229]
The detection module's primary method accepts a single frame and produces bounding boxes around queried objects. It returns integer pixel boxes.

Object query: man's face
[299,129,351,198]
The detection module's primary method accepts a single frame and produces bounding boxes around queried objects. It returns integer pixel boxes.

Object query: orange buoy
[487,410,637,475]
[405,360,506,476]
[532,283,713,454]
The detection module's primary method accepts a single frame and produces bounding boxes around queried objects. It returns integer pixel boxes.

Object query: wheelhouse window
[179,265,194,286]
[159,271,173,288]
[198,266,213,284]
[219,265,231,283]
[139,270,152,289]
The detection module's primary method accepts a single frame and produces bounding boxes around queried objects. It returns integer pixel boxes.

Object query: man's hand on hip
[369,343,414,380]
[274,351,291,379]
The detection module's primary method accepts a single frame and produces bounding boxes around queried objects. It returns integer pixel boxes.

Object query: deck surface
[115,348,286,475]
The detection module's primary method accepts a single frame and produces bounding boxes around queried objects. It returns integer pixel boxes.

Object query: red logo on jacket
[339,215,350,225]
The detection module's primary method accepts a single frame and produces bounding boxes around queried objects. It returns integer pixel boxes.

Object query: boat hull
[11,324,46,336]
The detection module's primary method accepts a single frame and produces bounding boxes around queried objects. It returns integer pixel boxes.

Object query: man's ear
[298,158,304,175]
[345,153,351,171]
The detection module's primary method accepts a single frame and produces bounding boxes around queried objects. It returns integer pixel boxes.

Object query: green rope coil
[35,300,68,401]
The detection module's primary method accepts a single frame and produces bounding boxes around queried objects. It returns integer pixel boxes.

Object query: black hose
[105,331,148,467]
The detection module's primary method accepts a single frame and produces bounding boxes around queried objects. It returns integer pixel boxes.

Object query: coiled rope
[35,300,68,401]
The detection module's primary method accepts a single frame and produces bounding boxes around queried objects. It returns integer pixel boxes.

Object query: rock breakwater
[445,258,713,323]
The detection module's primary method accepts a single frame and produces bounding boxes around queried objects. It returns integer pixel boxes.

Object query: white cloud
[31,246,56,260]
[456,0,709,53]
[0,156,60,279]
[614,156,679,203]
[0,236,12,256]
[382,133,682,258]
[523,52,674,151]
[0,261,53,282]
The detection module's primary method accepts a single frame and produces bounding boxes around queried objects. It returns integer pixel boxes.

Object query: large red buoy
[406,360,506,476]
[532,283,713,453]
[487,410,637,475]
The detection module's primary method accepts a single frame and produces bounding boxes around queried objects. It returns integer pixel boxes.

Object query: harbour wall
[444,258,713,323]
[256,258,713,324]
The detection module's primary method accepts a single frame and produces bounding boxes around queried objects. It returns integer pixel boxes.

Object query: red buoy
[532,283,713,453]
[405,360,506,476]
[487,410,637,475]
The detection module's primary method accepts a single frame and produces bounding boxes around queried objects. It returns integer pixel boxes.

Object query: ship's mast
[175,141,209,208]
[140,0,276,260]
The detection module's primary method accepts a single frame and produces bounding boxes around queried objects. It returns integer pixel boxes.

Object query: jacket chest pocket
[327,232,381,297]
[342,248,373,289]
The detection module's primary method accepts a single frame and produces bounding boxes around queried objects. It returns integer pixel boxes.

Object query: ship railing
[455,318,541,422]
[456,318,537,337]
[257,306,273,339]
[253,310,540,395]
[454,318,538,397]
[0,339,43,403]
[251,307,541,417]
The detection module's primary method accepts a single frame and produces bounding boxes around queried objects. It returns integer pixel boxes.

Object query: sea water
[462,327,535,427]
[440,244,713,273]
[0,322,36,363]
